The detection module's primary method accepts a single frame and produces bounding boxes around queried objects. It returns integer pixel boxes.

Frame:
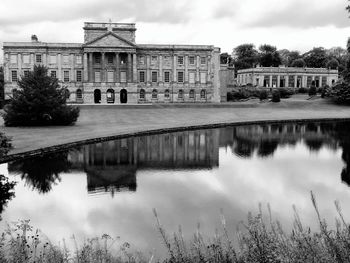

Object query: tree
[291,58,306,68]
[302,47,328,68]
[232,44,259,71]
[3,65,79,126]
[258,44,282,67]
[278,49,301,66]
[220,52,232,65]
[0,132,12,158]
[0,67,4,108]
[326,58,340,69]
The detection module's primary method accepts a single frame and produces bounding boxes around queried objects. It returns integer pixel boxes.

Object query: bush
[230,90,250,101]
[271,90,281,102]
[325,82,350,105]
[278,88,293,99]
[259,90,268,101]
[3,65,80,126]
[309,85,317,96]
[0,132,12,158]
[298,87,309,94]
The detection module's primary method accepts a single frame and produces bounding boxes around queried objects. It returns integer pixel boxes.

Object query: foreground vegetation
[1,192,350,262]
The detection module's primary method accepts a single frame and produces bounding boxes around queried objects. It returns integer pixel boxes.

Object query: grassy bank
[1,192,350,262]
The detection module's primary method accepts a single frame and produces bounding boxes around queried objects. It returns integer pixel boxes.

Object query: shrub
[309,85,317,96]
[3,65,80,126]
[0,132,12,158]
[278,87,293,98]
[271,90,280,102]
[259,90,268,101]
[230,90,250,101]
[298,87,308,94]
[325,82,350,105]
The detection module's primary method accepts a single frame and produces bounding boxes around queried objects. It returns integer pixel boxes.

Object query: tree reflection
[257,140,279,158]
[304,139,324,152]
[8,151,71,194]
[0,174,16,219]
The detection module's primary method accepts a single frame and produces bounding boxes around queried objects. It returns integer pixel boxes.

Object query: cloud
[245,0,350,29]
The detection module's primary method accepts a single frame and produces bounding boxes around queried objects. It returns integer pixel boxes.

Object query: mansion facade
[237,66,338,88]
[3,22,221,104]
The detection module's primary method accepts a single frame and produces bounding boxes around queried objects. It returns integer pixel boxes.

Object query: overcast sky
[1,0,350,62]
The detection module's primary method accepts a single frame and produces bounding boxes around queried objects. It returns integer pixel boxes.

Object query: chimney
[31,35,38,42]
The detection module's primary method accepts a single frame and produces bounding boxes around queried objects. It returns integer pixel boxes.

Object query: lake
[0,120,350,256]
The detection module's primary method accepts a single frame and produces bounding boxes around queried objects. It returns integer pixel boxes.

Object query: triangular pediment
[84,32,136,48]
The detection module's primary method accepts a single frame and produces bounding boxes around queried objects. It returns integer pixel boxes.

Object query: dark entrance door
[120,89,127,104]
[94,89,101,104]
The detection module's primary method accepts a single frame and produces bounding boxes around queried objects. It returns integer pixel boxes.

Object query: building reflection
[69,130,220,196]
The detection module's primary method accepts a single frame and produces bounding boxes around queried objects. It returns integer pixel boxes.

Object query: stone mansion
[2,22,222,104]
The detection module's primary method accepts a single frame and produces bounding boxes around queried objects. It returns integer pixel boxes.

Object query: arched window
[164,89,170,99]
[140,89,145,100]
[189,89,195,99]
[152,89,158,99]
[200,89,206,99]
[178,89,183,99]
[106,88,115,103]
[76,89,82,100]
[65,88,70,99]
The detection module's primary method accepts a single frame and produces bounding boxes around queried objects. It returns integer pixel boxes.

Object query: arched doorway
[94,89,101,104]
[106,89,115,104]
[120,89,127,104]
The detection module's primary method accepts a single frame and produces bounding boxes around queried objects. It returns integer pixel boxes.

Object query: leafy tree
[220,52,233,65]
[0,175,16,220]
[291,58,306,68]
[279,49,301,66]
[302,47,328,68]
[326,58,340,69]
[3,65,79,126]
[0,132,12,158]
[0,67,4,108]
[233,44,259,71]
[258,44,282,67]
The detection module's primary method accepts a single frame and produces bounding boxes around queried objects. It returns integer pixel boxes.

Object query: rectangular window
[139,71,145,83]
[164,71,170,83]
[120,71,127,83]
[95,55,101,64]
[200,57,206,65]
[10,54,17,64]
[76,70,82,82]
[50,70,57,78]
[107,71,114,82]
[178,56,184,65]
[23,55,30,64]
[151,71,158,83]
[23,70,29,78]
[189,56,195,65]
[107,55,113,64]
[200,72,206,84]
[35,54,42,63]
[11,71,17,82]
[151,56,158,64]
[189,72,195,84]
[64,71,70,82]
[177,71,184,83]
[63,55,69,64]
[139,55,145,65]
[94,71,101,82]
[49,55,57,64]
[76,55,82,64]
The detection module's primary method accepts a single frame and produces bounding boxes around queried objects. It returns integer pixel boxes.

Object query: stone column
[269,75,272,88]
[173,55,177,82]
[294,75,298,88]
[101,52,105,82]
[18,54,22,75]
[89,53,93,82]
[30,53,35,69]
[146,55,151,83]
[285,76,289,87]
[277,75,280,88]
[83,53,88,82]
[133,53,137,83]
[207,55,211,82]
[70,54,74,82]
[184,55,189,83]
[196,55,200,83]
[127,53,132,83]
[159,55,163,83]
[43,53,47,66]
[115,52,119,82]
[4,53,9,83]
[58,53,62,81]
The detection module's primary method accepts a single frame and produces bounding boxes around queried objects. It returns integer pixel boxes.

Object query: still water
[0,121,350,255]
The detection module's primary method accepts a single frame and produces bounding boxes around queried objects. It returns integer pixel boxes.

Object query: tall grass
[1,192,350,262]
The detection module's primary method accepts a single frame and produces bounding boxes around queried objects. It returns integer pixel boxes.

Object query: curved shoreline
[1,116,350,163]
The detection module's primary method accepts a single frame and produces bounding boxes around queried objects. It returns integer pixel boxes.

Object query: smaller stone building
[237,66,338,88]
